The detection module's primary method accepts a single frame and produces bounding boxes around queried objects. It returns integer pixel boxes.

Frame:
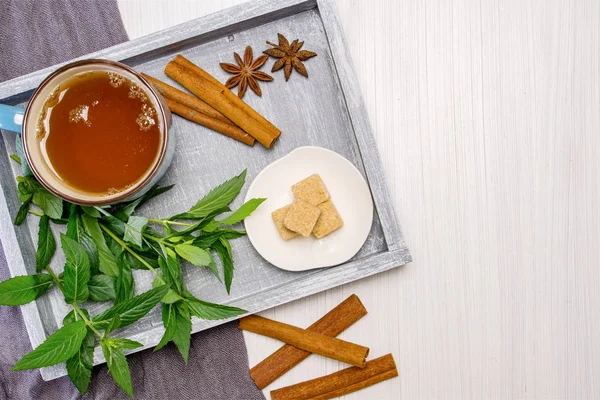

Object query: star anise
[263,33,317,81]
[220,46,274,98]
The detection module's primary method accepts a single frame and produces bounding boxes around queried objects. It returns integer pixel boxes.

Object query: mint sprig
[3,169,260,397]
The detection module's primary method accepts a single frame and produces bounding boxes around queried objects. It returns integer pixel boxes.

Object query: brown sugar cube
[283,200,322,237]
[271,205,299,241]
[312,200,344,238]
[291,174,330,206]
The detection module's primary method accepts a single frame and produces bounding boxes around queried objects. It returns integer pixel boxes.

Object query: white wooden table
[117,1,600,398]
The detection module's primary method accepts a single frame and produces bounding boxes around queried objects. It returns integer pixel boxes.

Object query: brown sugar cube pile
[312,200,344,238]
[292,174,330,206]
[283,200,322,237]
[271,173,344,240]
[271,205,299,241]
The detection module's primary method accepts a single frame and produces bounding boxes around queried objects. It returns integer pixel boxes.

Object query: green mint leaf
[14,201,30,225]
[88,275,116,302]
[140,184,175,204]
[15,134,33,176]
[102,214,125,237]
[79,231,99,275]
[191,229,245,249]
[175,244,211,267]
[113,198,144,222]
[19,192,32,204]
[104,232,123,258]
[180,170,246,219]
[206,253,220,281]
[13,320,87,370]
[152,276,184,304]
[212,237,234,294]
[111,338,143,350]
[101,339,134,397]
[169,206,231,222]
[219,229,247,239]
[204,198,266,231]
[16,175,33,188]
[166,236,184,243]
[18,181,33,202]
[123,216,148,248]
[115,252,134,304]
[10,153,21,164]
[63,308,90,325]
[81,206,101,218]
[113,184,175,222]
[29,179,62,219]
[66,206,99,274]
[124,251,158,270]
[0,274,53,306]
[155,303,177,351]
[168,206,230,235]
[35,215,56,272]
[161,289,183,304]
[61,234,91,304]
[186,295,246,320]
[81,215,118,277]
[192,231,225,248]
[164,248,183,292]
[172,302,191,363]
[66,328,94,395]
[66,204,81,240]
[162,222,175,237]
[105,315,122,336]
[92,285,169,329]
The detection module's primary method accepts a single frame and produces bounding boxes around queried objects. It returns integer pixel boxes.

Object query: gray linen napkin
[0,1,265,399]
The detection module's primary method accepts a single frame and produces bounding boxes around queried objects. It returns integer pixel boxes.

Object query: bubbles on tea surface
[69,105,91,127]
[103,187,120,196]
[128,83,148,101]
[136,103,156,131]
[46,85,61,104]
[36,107,48,138]
[92,100,99,107]
[108,72,126,88]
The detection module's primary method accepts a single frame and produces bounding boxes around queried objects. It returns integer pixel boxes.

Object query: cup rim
[22,59,170,206]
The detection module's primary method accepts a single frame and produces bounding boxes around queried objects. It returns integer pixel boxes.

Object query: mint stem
[148,218,192,227]
[73,304,103,337]
[94,206,111,217]
[45,265,103,336]
[99,223,165,284]
[142,233,175,248]
[44,265,63,291]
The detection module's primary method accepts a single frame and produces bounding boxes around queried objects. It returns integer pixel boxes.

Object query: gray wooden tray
[0,0,411,381]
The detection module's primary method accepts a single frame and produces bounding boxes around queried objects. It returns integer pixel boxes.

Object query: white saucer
[244,146,373,271]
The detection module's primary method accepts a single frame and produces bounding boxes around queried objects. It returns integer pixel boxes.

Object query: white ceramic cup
[20,59,174,205]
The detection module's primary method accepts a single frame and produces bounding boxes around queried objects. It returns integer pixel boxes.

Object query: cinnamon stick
[165,99,255,146]
[310,369,398,400]
[141,73,232,124]
[270,354,398,400]
[238,315,369,368]
[165,55,281,148]
[250,294,367,389]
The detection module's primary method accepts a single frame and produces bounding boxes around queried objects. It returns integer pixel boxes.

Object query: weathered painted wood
[0,0,409,381]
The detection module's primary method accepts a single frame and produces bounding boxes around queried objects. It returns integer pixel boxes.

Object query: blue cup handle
[0,104,25,133]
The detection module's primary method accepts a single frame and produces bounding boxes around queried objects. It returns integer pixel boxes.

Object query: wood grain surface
[118,0,600,398]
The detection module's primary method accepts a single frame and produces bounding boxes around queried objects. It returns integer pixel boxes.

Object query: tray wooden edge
[0,0,412,381]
